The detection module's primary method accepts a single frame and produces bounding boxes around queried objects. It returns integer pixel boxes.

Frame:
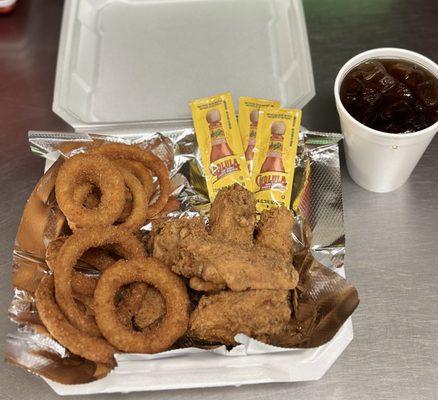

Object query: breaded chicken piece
[153,219,298,290]
[209,184,256,246]
[152,187,298,291]
[182,238,298,291]
[152,217,207,277]
[256,206,294,262]
[189,277,226,293]
[188,290,291,345]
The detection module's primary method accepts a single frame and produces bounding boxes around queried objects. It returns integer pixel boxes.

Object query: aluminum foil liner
[5,129,359,385]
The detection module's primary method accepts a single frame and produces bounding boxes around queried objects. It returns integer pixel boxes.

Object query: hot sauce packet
[251,108,302,212]
[190,92,251,201]
[238,97,280,173]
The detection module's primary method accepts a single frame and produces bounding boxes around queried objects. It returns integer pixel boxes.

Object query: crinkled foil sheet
[5,128,359,384]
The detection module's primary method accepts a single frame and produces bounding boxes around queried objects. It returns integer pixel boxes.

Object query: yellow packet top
[251,108,302,212]
[190,92,251,201]
[238,97,280,173]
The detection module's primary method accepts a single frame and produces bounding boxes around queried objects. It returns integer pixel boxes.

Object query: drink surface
[340,58,438,133]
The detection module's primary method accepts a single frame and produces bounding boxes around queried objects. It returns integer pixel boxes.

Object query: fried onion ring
[46,238,99,296]
[74,169,149,231]
[70,273,98,297]
[55,153,126,229]
[72,184,100,210]
[94,258,189,353]
[114,160,153,222]
[89,143,170,218]
[80,247,117,271]
[116,283,166,330]
[73,183,133,222]
[54,227,146,337]
[73,159,154,221]
[134,286,166,329]
[74,292,95,316]
[112,159,154,198]
[114,169,148,230]
[117,282,148,327]
[35,276,115,365]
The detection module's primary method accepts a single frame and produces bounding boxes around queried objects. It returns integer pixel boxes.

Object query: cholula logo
[211,157,241,182]
[211,129,223,138]
[256,174,287,191]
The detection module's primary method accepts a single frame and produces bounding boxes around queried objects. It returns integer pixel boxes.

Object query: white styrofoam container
[46,317,353,395]
[47,0,355,395]
[53,0,315,131]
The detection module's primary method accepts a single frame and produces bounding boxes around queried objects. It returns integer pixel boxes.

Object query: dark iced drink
[340,59,438,133]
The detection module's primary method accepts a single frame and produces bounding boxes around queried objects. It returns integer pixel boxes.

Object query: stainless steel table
[1,1,437,399]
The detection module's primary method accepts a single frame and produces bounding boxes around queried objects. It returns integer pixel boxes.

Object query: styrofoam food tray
[41,148,354,395]
[44,0,354,395]
[45,318,353,395]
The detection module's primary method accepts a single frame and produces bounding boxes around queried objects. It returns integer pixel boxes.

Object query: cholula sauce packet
[238,97,280,174]
[190,92,251,201]
[251,108,301,212]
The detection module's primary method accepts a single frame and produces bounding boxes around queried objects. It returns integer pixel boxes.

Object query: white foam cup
[334,48,438,193]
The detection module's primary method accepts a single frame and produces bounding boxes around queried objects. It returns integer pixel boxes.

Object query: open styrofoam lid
[54,0,314,131]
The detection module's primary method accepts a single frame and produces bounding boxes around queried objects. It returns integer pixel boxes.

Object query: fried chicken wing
[189,277,226,293]
[153,220,297,290]
[256,206,294,262]
[182,239,298,291]
[188,290,291,345]
[152,186,298,291]
[152,217,207,278]
[209,184,256,246]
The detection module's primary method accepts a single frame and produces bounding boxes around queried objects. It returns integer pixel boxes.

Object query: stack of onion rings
[32,142,187,372]
[57,143,172,230]
[53,226,146,337]
[88,143,171,218]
